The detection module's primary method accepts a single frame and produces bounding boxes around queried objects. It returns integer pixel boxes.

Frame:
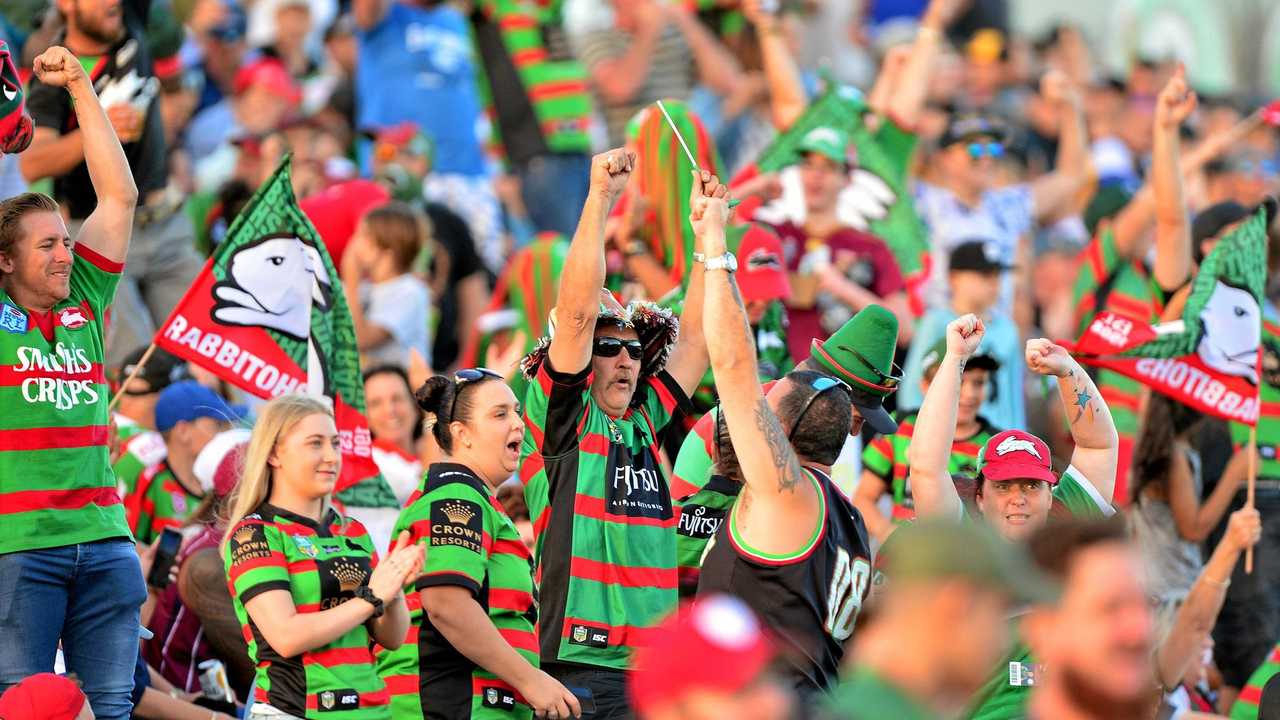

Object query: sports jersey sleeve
[638,370,693,437]
[225,520,291,604]
[70,243,124,315]
[671,408,716,502]
[861,434,894,483]
[415,482,492,597]
[1053,465,1116,519]
[1072,228,1120,336]
[522,360,592,459]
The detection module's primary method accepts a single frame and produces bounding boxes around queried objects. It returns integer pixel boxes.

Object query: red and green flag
[155,159,396,508]
[1070,209,1268,425]
[729,82,930,313]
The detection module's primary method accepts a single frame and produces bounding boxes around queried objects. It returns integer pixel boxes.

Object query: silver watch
[693,251,738,273]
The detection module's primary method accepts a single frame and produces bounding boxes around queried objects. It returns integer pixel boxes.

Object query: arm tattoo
[753,396,807,493]
[1067,368,1094,423]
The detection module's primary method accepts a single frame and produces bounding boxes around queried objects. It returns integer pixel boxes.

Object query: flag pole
[1248,422,1258,573]
[654,100,740,209]
[107,342,157,413]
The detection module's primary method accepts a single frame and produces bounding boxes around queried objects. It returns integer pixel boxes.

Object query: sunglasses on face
[967,142,1005,160]
[450,367,503,420]
[788,376,855,443]
[593,336,643,360]
[839,346,902,390]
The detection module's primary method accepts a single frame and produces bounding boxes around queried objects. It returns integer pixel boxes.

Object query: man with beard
[696,180,897,702]
[908,313,1118,719]
[1023,518,1159,720]
[516,153,717,717]
[20,0,202,367]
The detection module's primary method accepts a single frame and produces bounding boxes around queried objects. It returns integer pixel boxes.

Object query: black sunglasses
[593,336,643,360]
[788,376,856,443]
[449,368,503,421]
[839,345,902,390]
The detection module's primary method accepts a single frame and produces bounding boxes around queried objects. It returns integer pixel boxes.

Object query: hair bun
[414,375,453,416]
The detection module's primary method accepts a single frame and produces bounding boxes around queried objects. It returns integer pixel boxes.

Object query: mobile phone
[566,685,596,714]
[147,527,183,589]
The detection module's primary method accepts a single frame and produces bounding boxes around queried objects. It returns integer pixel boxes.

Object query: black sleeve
[25,77,68,131]
[537,358,592,459]
[427,203,484,283]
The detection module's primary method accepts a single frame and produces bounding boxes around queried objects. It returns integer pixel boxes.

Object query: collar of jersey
[424,462,488,496]
[256,501,338,534]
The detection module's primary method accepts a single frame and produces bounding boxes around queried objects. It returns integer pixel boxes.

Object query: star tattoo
[1073,387,1092,421]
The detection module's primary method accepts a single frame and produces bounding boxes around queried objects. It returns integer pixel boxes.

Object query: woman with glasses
[377,369,581,720]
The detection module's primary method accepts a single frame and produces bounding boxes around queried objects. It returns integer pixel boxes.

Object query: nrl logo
[485,688,498,705]
[572,625,588,643]
[995,436,1041,459]
[320,691,335,710]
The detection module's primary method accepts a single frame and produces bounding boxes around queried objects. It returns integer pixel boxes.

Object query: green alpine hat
[878,518,1059,605]
[794,126,850,167]
[809,304,900,434]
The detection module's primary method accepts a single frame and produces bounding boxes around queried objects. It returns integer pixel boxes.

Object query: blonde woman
[223,395,423,719]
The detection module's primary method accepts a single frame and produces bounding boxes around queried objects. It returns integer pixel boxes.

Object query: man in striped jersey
[518,151,715,717]
[0,46,143,720]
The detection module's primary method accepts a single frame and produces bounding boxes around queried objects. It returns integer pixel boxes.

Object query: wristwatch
[353,585,385,618]
[693,252,738,273]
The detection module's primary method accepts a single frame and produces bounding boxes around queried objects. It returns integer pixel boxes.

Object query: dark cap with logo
[949,240,1014,273]
[940,115,1007,148]
[114,346,189,396]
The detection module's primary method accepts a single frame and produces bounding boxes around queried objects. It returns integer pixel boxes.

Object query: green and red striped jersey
[126,461,201,545]
[225,504,391,718]
[475,0,592,162]
[1233,318,1280,482]
[1230,643,1280,719]
[112,421,166,498]
[1071,227,1168,504]
[669,405,744,595]
[861,410,998,524]
[520,363,690,669]
[378,463,538,719]
[0,244,130,554]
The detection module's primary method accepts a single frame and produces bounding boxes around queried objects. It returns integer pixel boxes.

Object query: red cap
[978,429,1057,485]
[736,224,791,304]
[1263,100,1280,128]
[629,595,774,714]
[0,674,87,720]
[300,179,391,265]
[233,58,301,105]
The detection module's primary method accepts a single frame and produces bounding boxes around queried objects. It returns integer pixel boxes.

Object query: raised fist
[590,149,636,203]
[1156,63,1198,130]
[1025,338,1074,378]
[945,314,985,360]
[33,46,87,90]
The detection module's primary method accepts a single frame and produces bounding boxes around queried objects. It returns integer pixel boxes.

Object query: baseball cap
[878,518,1058,604]
[949,240,1014,273]
[155,382,246,434]
[0,673,87,720]
[736,224,791,304]
[1192,201,1251,245]
[630,595,775,714]
[940,114,1006,148]
[114,346,189,396]
[794,126,850,167]
[920,336,1000,376]
[977,429,1058,485]
[193,429,252,496]
[233,58,301,105]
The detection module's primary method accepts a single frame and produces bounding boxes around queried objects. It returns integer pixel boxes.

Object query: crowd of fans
[3,0,1280,719]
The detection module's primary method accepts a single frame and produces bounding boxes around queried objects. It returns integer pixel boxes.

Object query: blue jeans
[517,153,592,238]
[0,539,147,720]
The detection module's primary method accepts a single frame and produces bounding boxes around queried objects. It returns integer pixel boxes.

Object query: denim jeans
[544,662,632,719]
[0,539,147,720]
[517,153,592,238]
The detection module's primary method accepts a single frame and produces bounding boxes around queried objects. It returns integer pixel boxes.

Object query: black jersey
[697,467,872,700]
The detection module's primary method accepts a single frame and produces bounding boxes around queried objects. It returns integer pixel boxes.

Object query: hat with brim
[949,240,1015,273]
[520,290,679,408]
[878,518,1059,605]
[809,305,900,434]
[940,114,1007,148]
[793,126,851,167]
[978,429,1058,485]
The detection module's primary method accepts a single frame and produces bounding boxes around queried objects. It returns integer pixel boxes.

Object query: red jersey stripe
[383,674,417,696]
[573,493,677,528]
[498,627,539,654]
[74,243,125,273]
[0,363,104,386]
[489,588,534,612]
[0,485,119,514]
[559,617,658,649]
[0,425,108,452]
[304,646,375,667]
[569,556,678,589]
[227,551,288,584]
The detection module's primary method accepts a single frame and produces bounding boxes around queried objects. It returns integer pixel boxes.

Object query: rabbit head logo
[212,234,333,342]
[1197,280,1261,384]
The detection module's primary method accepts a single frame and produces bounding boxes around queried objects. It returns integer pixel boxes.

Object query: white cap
[194,429,253,495]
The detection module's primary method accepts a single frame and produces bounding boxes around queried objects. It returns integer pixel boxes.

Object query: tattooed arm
[1026,339,1119,502]
[701,187,820,557]
[907,315,985,521]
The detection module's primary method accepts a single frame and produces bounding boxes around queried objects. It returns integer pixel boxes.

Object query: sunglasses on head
[593,336,643,360]
[788,375,856,443]
[449,368,503,421]
[967,141,1004,160]
[839,346,902,390]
